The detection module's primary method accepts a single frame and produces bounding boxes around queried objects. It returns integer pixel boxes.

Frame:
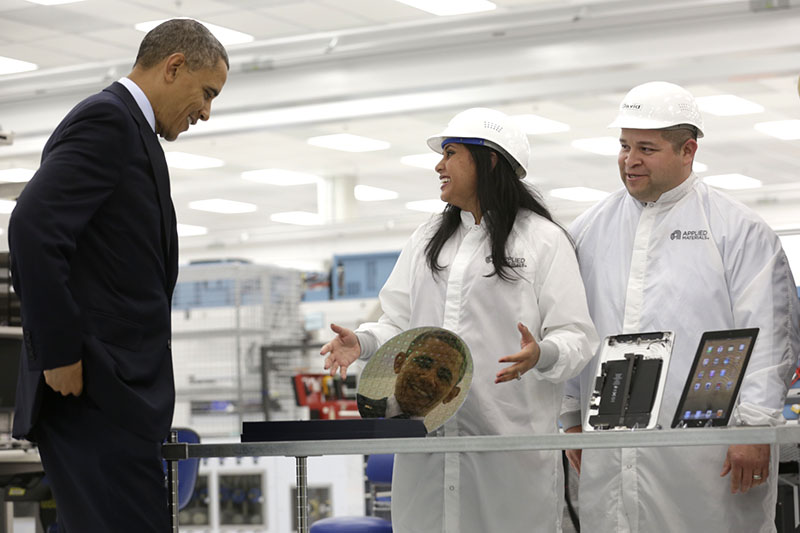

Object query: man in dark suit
[8,19,228,532]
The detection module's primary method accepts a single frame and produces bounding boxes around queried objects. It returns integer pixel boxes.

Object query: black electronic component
[589,352,662,429]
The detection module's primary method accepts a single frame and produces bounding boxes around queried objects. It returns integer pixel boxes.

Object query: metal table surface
[162,425,800,533]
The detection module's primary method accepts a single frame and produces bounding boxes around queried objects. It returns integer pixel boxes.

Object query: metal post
[167,430,179,533]
[296,456,309,533]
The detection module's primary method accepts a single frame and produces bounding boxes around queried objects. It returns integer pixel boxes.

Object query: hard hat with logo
[427,107,530,179]
[608,81,704,138]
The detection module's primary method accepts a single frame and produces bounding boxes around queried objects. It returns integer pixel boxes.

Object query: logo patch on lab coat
[670,229,709,241]
[485,256,527,268]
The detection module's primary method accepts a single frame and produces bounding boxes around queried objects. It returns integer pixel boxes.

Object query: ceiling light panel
[135,20,253,46]
[0,56,38,76]
[406,199,446,213]
[695,95,764,116]
[0,168,35,183]
[550,187,609,202]
[392,0,496,16]
[702,173,762,190]
[512,114,570,134]
[571,137,620,156]
[24,0,85,4]
[307,133,390,153]
[0,200,17,214]
[401,153,441,169]
[165,152,224,170]
[177,224,208,237]
[354,185,399,202]
[242,169,321,186]
[754,120,800,140]
[270,211,323,226]
[188,199,257,214]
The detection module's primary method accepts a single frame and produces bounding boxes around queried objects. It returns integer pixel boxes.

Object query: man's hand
[564,425,583,474]
[720,443,770,494]
[496,323,540,384]
[320,323,361,379]
[44,360,83,396]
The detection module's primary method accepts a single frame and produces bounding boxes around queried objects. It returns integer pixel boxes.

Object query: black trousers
[34,389,169,533]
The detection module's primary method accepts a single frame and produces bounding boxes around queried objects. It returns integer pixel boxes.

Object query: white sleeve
[529,226,599,383]
[726,219,800,426]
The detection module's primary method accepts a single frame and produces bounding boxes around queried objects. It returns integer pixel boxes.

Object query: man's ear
[489,150,498,171]
[682,138,698,165]
[163,52,186,82]
[394,352,407,374]
[441,385,461,404]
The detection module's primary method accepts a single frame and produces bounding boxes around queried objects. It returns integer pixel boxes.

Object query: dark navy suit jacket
[9,82,179,442]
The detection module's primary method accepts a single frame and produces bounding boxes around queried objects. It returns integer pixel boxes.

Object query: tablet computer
[671,328,759,428]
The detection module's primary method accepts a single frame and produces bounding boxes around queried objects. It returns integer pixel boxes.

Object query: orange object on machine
[292,373,359,420]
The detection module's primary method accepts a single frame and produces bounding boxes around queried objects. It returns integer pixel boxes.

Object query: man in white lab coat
[561,81,800,533]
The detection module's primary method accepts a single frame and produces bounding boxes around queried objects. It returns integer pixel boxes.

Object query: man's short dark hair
[134,19,229,71]
[407,330,468,383]
[659,124,698,153]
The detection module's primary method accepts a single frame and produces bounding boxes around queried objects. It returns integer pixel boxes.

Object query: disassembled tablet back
[584,331,674,431]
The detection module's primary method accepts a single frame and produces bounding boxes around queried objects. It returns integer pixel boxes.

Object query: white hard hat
[427,107,530,179]
[608,81,704,138]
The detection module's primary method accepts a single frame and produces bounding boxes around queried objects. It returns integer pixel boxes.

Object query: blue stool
[310,516,392,532]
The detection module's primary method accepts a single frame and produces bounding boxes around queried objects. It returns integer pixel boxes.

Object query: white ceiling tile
[202,10,305,40]
[258,1,372,32]
[59,0,172,26]
[35,34,130,62]
[0,42,77,69]
[1,4,118,34]
[0,16,59,42]
[319,0,431,23]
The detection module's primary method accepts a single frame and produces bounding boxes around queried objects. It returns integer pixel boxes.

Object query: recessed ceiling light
[0,56,37,76]
[0,200,16,214]
[406,199,446,213]
[401,153,441,169]
[24,0,85,4]
[270,211,323,225]
[393,0,496,16]
[307,133,390,152]
[512,114,570,135]
[702,173,762,190]
[241,169,321,186]
[165,152,224,170]
[354,185,399,202]
[188,199,257,214]
[693,161,708,173]
[754,120,800,140]
[177,224,208,237]
[0,168,35,183]
[695,95,764,116]
[134,19,253,46]
[549,187,609,202]
[571,137,620,156]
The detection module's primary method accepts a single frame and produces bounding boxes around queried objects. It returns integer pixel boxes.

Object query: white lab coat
[563,175,800,533]
[356,208,598,533]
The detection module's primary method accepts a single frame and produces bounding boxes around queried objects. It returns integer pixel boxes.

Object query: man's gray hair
[134,19,229,71]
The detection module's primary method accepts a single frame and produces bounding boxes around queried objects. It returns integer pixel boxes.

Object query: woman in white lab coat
[321,107,597,533]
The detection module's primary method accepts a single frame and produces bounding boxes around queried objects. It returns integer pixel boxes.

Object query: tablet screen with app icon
[672,328,759,428]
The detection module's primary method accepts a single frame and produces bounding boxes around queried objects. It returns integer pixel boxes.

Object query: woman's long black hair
[424,143,555,282]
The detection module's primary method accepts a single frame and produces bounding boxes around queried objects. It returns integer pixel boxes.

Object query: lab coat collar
[459,209,485,228]
[630,172,698,209]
